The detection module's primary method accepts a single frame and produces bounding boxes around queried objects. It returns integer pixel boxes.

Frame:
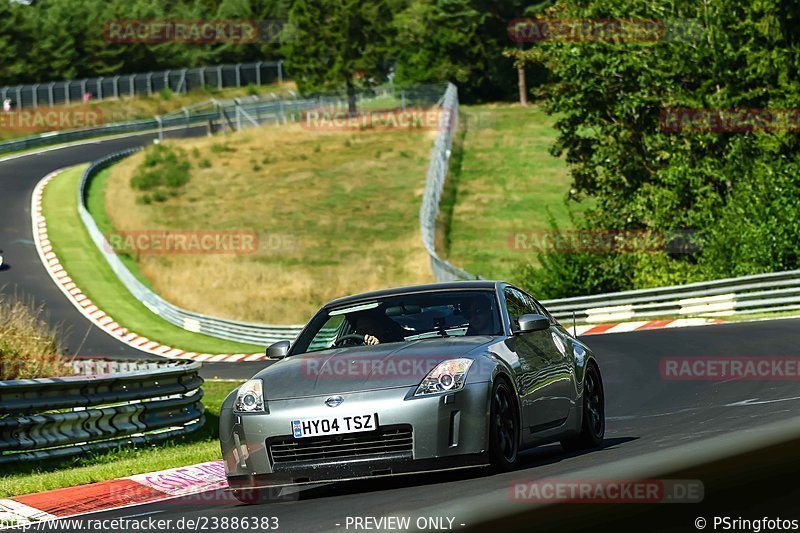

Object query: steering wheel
[333,333,366,347]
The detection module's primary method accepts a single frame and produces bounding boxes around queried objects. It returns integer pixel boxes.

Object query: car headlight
[234,379,265,413]
[415,358,473,396]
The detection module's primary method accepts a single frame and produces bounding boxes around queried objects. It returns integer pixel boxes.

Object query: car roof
[325,280,504,308]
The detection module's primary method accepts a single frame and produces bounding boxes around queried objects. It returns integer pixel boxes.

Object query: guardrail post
[156,115,163,140]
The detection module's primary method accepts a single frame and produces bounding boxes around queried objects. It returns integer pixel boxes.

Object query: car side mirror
[517,313,550,333]
[266,340,291,359]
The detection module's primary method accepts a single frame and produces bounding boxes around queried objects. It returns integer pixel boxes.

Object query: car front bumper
[220,382,492,486]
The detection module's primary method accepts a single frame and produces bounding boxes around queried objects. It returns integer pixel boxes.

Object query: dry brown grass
[0,294,70,379]
[103,122,435,324]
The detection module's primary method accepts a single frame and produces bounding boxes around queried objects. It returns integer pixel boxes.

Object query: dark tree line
[0,0,535,103]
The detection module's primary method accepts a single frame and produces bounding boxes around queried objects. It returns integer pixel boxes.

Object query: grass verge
[443,103,590,280]
[42,165,261,354]
[101,122,435,324]
[0,380,241,498]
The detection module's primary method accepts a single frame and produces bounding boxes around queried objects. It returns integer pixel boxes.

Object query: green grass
[0,380,242,498]
[43,165,261,354]
[99,123,435,324]
[443,103,591,280]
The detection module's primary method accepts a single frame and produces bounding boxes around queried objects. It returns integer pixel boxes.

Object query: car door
[529,295,577,420]
[503,287,566,432]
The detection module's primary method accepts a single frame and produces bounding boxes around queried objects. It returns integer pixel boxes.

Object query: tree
[283,0,397,112]
[513,0,800,296]
[0,2,24,85]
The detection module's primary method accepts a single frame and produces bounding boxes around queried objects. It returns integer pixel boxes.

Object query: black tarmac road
[0,131,265,380]
[51,317,800,532]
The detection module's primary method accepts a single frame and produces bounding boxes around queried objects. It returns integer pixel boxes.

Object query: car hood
[255,336,496,400]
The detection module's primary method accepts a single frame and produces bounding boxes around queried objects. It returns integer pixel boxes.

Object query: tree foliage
[514,0,800,297]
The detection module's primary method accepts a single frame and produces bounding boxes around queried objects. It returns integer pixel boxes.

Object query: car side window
[531,297,557,325]
[504,287,536,331]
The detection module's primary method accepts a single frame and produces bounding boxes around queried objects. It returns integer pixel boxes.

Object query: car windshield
[292,290,503,354]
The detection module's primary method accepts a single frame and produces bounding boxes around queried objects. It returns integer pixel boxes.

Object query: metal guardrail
[72,87,441,347]
[0,96,319,157]
[418,85,796,322]
[1,61,285,109]
[78,150,307,346]
[0,360,204,465]
[544,269,800,323]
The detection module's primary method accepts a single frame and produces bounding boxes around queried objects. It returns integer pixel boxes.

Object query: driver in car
[352,311,404,346]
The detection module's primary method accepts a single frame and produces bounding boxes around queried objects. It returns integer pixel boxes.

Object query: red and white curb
[574,317,724,336]
[0,461,228,528]
[31,169,266,363]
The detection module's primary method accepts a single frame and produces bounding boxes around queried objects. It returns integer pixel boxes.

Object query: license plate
[291,413,378,439]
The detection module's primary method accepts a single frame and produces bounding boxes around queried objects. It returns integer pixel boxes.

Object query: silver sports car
[219,281,604,503]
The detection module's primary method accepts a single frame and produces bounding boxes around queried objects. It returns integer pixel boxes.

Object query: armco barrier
[0,360,204,465]
[419,85,799,322]
[543,269,800,323]
[78,150,306,346]
[0,96,319,157]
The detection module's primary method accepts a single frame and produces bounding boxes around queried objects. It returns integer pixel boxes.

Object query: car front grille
[268,425,413,465]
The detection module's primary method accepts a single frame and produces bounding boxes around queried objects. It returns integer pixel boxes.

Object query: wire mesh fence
[0,61,285,109]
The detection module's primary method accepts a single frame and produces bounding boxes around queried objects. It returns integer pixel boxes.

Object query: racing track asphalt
[51,316,800,532]
[0,130,267,380]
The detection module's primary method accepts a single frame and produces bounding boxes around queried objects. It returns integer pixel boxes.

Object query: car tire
[561,362,605,452]
[489,379,520,471]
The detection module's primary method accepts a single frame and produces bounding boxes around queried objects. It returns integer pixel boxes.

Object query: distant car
[220,281,604,503]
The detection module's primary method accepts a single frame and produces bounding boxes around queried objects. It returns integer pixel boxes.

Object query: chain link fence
[1,61,284,109]
[419,83,481,281]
